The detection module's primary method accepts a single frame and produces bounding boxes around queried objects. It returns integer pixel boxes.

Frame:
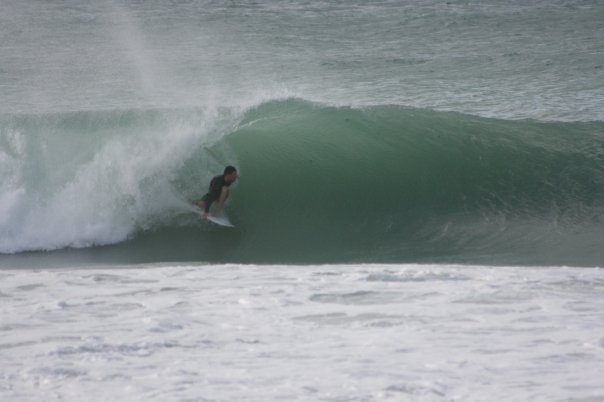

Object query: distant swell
[2,99,604,266]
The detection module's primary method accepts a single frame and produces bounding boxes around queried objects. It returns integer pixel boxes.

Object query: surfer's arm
[211,186,229,216]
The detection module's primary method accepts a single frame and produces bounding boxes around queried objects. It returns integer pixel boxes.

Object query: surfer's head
[224,165,238,184]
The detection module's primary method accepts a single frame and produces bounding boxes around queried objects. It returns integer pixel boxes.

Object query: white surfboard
[205,214,235,227]
[185,201,235,227]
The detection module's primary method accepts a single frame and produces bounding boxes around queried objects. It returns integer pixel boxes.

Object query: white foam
[0,107,233,253]
[1,263,603,401]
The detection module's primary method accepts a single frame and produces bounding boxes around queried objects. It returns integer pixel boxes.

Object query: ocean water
[1,1,604,400]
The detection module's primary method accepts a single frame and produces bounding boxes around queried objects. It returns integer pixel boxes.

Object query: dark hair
[224,165,237,175]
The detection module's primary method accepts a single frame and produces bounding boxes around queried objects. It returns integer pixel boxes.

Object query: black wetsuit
[201,174,231,213]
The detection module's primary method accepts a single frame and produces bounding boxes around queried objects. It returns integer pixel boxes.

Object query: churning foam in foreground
[1,263,603,401]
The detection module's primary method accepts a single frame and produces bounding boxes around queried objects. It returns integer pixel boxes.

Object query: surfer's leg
[204,201,213,214]
[194,194,214,213]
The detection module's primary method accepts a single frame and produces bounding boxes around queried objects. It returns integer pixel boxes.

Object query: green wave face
[214,100,604,264]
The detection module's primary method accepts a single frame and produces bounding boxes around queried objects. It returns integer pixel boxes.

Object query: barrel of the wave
[214,100,604,265]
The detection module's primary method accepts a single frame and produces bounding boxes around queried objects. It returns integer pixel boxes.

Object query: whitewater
[1,1,604,400]
[2,264,604,401]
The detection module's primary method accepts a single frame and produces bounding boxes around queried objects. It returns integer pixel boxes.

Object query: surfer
[194,166,238,218]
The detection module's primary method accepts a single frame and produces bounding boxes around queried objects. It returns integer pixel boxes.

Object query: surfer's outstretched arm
[193,199,209,218]
[211,186,229,217]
